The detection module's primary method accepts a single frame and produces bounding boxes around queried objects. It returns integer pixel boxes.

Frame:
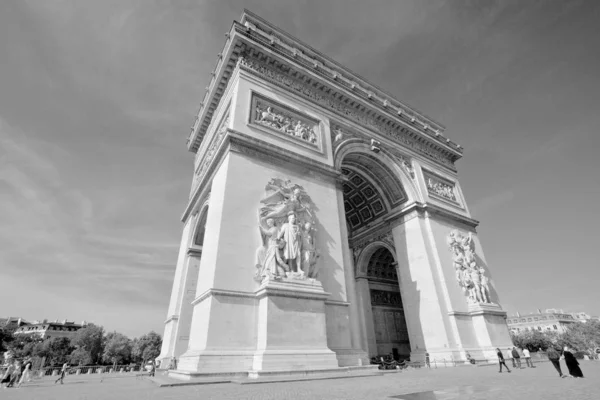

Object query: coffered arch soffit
[336,143,421,206]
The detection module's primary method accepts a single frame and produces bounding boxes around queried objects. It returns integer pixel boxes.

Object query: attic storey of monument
[158,10,512,379]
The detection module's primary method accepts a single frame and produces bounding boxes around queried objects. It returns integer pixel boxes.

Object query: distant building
[13,319,88,340]
[507,309,577,334]
[0,317,30,329]
[507,308,599,334]
[570,312,600,323]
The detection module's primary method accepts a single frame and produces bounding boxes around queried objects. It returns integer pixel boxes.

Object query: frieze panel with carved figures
[249,93,321,151]
[254,178,321,282]
[423,170,460,205]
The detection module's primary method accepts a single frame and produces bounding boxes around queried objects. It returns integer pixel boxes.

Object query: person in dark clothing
[496,348,511,373]
[546,346,563,377]
[563,346,584,378]
[425,352,430,368]
[511,347,522,368]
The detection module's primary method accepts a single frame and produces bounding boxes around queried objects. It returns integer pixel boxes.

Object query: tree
[70,324,104,364]
[510,330,553,351]
[132,331,162,364]
[102,332,132,366]
[33,337,73,365]
[69,348,93,366]
[5,333,43,359]
[557,321,600,355]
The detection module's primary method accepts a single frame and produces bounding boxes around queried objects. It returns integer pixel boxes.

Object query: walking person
[7,361,21,388]
[507,348,516,368]
[522,348,534,368]
[563,346,584,378]
[1,362,15,389]
[496,348,511,373]
[16,359,32,388]
[546,346,563,377]
[54,362,69,384]
[425,352,430,368]
[511,347,522,369]
[146,360,155,377]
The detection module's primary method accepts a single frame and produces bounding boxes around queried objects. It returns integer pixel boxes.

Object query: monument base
[250,276,339,377]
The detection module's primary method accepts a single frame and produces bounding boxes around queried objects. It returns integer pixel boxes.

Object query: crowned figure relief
[255,179,320,282]
[446,230,491,304]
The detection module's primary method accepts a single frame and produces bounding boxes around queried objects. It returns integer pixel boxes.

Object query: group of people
[496,346,585,378]
[1,358,33,389]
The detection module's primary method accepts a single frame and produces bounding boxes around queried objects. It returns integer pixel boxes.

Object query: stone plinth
[467,303,512,361]
[249,276,340,378]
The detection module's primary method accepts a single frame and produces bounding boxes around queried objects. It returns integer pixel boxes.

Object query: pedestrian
[149,360,156,377]
[563,346,584,378]
[54,362,69,384]
[425,352,430,368]
[546,346,563,377]
[7,361,21,388]
[511,347,522,368]
[522,348,534,368]
[507,348,516,368]
[496,347,511,373]
[1,362,15,388]
[16,359,32,388]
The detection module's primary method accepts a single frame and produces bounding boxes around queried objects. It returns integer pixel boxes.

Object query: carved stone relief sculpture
[446,230,492,304]
[254,178,321,282]
[250,94,319,147]
[424,172,458,203]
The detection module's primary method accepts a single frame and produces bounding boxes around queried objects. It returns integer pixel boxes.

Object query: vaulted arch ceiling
[342,167,388,233]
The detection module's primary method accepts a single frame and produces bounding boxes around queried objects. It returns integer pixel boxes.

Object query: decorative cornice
[187,11,462,167]
[324,299,350,307]
[191,288,256,306]
[187,247,202,257]
[238,57,457,170]
[226,130,341,180]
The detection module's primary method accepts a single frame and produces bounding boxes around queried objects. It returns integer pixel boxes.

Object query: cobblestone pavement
[2,361,598,400]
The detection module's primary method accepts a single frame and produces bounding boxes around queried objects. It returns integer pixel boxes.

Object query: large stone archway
[159,10,513,379]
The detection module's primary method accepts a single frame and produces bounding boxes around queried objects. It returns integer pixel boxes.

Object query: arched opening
[340,153,412,361]
[366,247,411,360]
[193,206,209,248]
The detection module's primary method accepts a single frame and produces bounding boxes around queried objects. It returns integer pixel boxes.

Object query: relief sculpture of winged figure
[254,178,320,282]
[259,178,314,223]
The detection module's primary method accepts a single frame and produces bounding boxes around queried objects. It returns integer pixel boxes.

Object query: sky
[1,0,599,338]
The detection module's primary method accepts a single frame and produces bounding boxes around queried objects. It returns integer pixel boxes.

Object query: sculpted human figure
[278,212,303,273]
[255,218,283,280]
[479,268,491,302]
[302,222,320,278]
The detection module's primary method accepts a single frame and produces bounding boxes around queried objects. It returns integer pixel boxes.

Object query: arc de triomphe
[158,10,512,379]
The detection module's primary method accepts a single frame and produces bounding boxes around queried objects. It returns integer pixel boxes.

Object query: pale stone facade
[157,10,513,379]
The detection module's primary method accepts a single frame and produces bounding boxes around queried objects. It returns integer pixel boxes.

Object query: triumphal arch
[158,10,512,379]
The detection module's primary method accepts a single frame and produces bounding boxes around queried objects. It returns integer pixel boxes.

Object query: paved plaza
[2,361,598,400]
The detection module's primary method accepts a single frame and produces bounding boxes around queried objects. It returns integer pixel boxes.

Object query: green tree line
[510,320,600,358]
[0,323,162,367]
